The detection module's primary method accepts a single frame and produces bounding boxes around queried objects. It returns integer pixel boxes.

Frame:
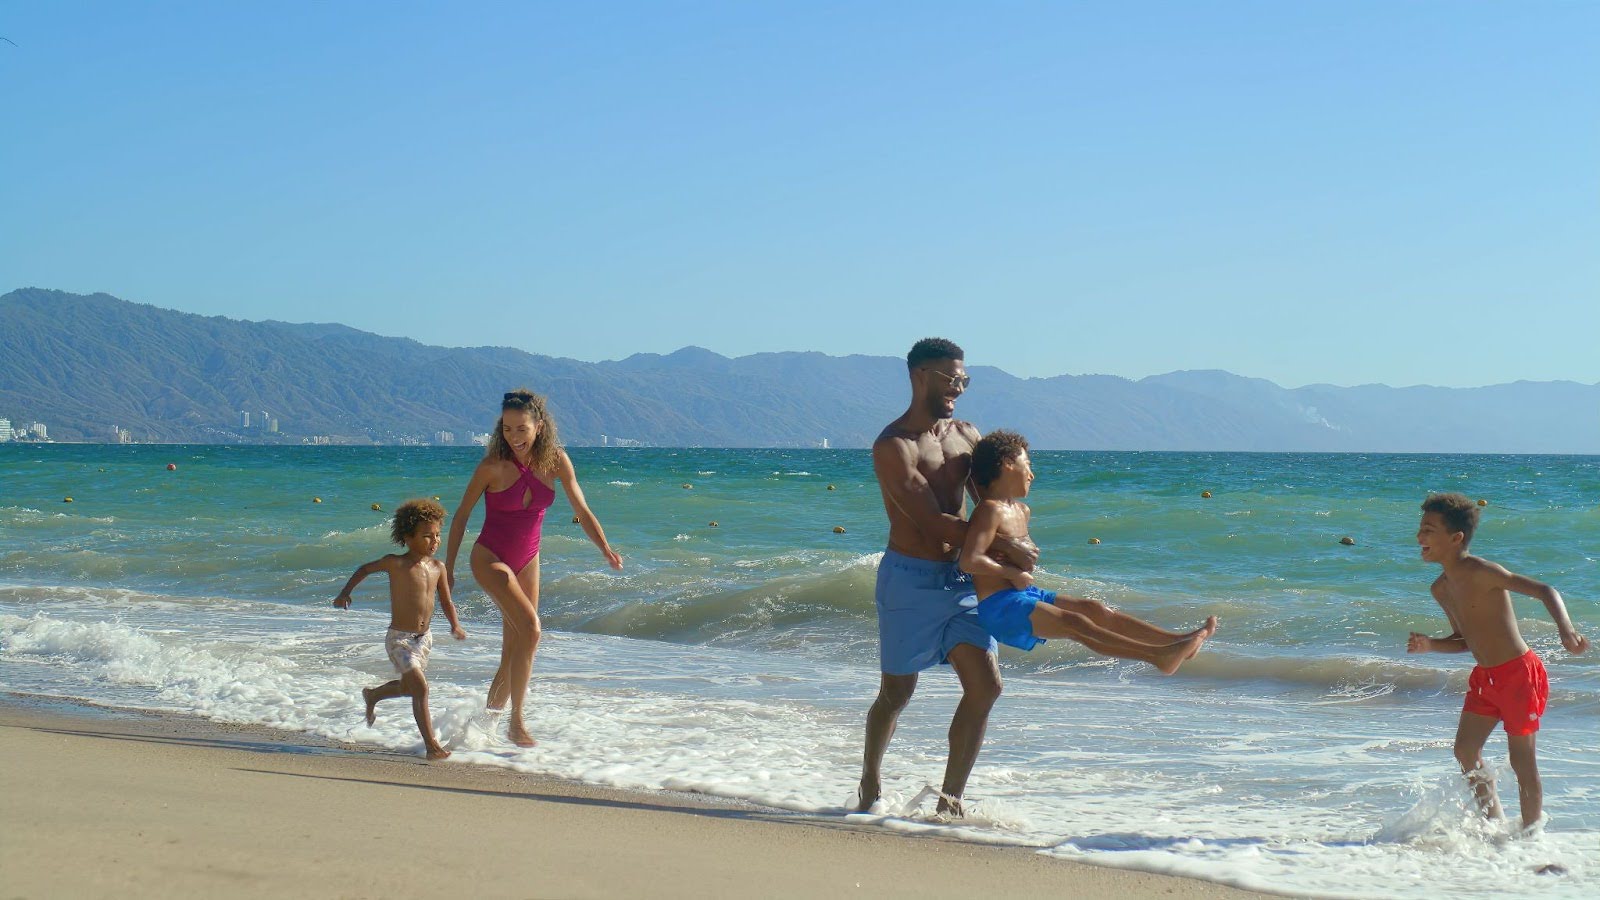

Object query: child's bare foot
[1154,630,1209,675]
[425,745,451,761]
[1191,615,1219,639]
[361,688,378,726]
[508,723,537,748]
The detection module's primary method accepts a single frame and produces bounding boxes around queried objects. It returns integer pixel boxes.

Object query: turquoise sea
[3,444,1597,897]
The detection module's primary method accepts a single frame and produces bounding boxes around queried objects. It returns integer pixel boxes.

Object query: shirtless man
[1407,492,1588,830]
[856,337,1035,816]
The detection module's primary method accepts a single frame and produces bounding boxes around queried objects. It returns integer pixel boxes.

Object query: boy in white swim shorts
[334,498,466,760]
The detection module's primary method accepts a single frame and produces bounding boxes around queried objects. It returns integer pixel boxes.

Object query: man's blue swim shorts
[876,549,997,675]
[975,585,1055,652]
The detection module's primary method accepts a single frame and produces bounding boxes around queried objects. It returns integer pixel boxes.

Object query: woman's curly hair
[486,388,563,474]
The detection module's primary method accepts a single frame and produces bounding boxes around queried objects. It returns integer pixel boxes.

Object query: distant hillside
[2,288,1596,452]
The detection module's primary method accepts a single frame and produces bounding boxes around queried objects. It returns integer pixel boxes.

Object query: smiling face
[500,409,540,461]
[1000,448,1035,499]
[404,519,442,558]
[915,360,969,420]
[1416,511,1465,563]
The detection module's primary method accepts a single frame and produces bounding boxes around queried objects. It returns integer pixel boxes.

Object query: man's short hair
[907,337,964,370]
[971,429,1029,487]
[1421,492,1480,545]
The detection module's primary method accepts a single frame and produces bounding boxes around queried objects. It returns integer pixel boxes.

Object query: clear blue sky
[3,2,1596,388]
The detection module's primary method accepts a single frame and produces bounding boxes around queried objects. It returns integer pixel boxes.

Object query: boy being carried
[960,430,1214,674]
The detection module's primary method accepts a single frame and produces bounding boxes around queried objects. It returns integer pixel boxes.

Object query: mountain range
[2,288,1596,452]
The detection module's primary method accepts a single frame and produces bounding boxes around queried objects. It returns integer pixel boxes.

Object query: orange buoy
[371,503,382,511]
[313,497,322,503]
[832,525,846,534]
[709,521,719,527]
[682,483,693,490]
[1088,537,1101,545]
[1201,490,1212,499]
[572,515,580,523]
[827,484,836,491]
[166,463,177,471]
[1477,499,1488,507]
[1340,536,1356,546]
[63,497,73,503]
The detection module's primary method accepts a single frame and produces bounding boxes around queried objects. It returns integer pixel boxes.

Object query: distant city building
[471,433,491,446]
[820,438,830,449]
[240,411,251,428]
[307,435,331,445]
[115,427,133,444]
[433,431,455,445]
[268,417,279,434]
[0,418,12,442]
[27,423,47,440]
[259,410,270,430]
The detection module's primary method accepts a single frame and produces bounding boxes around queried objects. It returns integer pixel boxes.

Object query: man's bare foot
[1154,631,1209,675]
[508,723,537,748]
[425,746,451,761]
[361,688,377,726]
[854,777,880,813]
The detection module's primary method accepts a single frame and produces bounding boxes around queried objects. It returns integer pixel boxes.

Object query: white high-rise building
[28,423,47,440]
[240,411,251,428]
[0,418,13,442]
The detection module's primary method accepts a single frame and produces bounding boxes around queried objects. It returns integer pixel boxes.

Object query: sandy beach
[0,696,1263,899]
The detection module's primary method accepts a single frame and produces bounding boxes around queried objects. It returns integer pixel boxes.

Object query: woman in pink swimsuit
[445,389,623,746]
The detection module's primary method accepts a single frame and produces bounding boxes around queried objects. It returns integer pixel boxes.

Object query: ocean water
[2,444,1597,898]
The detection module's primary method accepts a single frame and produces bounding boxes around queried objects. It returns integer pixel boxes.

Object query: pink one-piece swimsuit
[474,460,556,572]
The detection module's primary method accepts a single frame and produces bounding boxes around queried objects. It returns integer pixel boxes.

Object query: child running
[1406,492,1588,831]
[334,498,467,761]
[959,430,1215,672]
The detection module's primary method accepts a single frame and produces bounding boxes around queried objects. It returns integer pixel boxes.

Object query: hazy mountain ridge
[2,288,1595,451]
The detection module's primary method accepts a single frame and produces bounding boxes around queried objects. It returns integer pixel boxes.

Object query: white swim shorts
[385,628,433,674]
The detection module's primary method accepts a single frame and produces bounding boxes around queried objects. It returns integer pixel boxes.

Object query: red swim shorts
[1463,649,1548,736]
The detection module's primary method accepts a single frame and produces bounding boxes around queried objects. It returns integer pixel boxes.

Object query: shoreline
[1,692,1265,899]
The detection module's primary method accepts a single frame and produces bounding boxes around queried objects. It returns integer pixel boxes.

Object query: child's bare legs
[1054,596,1212,643]
[1030,602,1214,675]
[1453,711,1504,819]
[473,546,541,747]
[1507,732,1542,827]
[361,671,448,760]
[362,682,405,726]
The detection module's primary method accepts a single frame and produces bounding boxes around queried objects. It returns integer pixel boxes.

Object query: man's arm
[873,437,968,549]
[333,557,390,608]
[1495,566,1589,655]
[1406,582,1469,653]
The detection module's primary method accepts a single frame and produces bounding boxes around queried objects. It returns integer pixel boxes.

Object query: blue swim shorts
[875,549,997,675]
[976,585,1056,652]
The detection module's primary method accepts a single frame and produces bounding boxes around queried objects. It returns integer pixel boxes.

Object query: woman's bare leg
[472,545,541,746]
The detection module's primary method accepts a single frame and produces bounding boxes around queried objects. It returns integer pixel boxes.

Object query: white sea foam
[607,481,634,487]
[1,590,1596,900]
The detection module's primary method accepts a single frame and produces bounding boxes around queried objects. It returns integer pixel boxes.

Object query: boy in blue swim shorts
[960,430,1215,675]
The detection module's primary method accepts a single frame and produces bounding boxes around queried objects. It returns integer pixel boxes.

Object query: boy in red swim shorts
[1406,493,1588,831]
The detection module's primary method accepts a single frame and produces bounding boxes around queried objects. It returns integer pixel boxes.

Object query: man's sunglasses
[921,368,971,390]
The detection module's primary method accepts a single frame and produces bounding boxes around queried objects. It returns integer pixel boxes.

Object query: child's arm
[333,557,390,608]
[1406,582,1469,653]
[959,501,1032,590]
[557,450,623,570]
[1497,567,1589,655]
[435,562,466,640]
